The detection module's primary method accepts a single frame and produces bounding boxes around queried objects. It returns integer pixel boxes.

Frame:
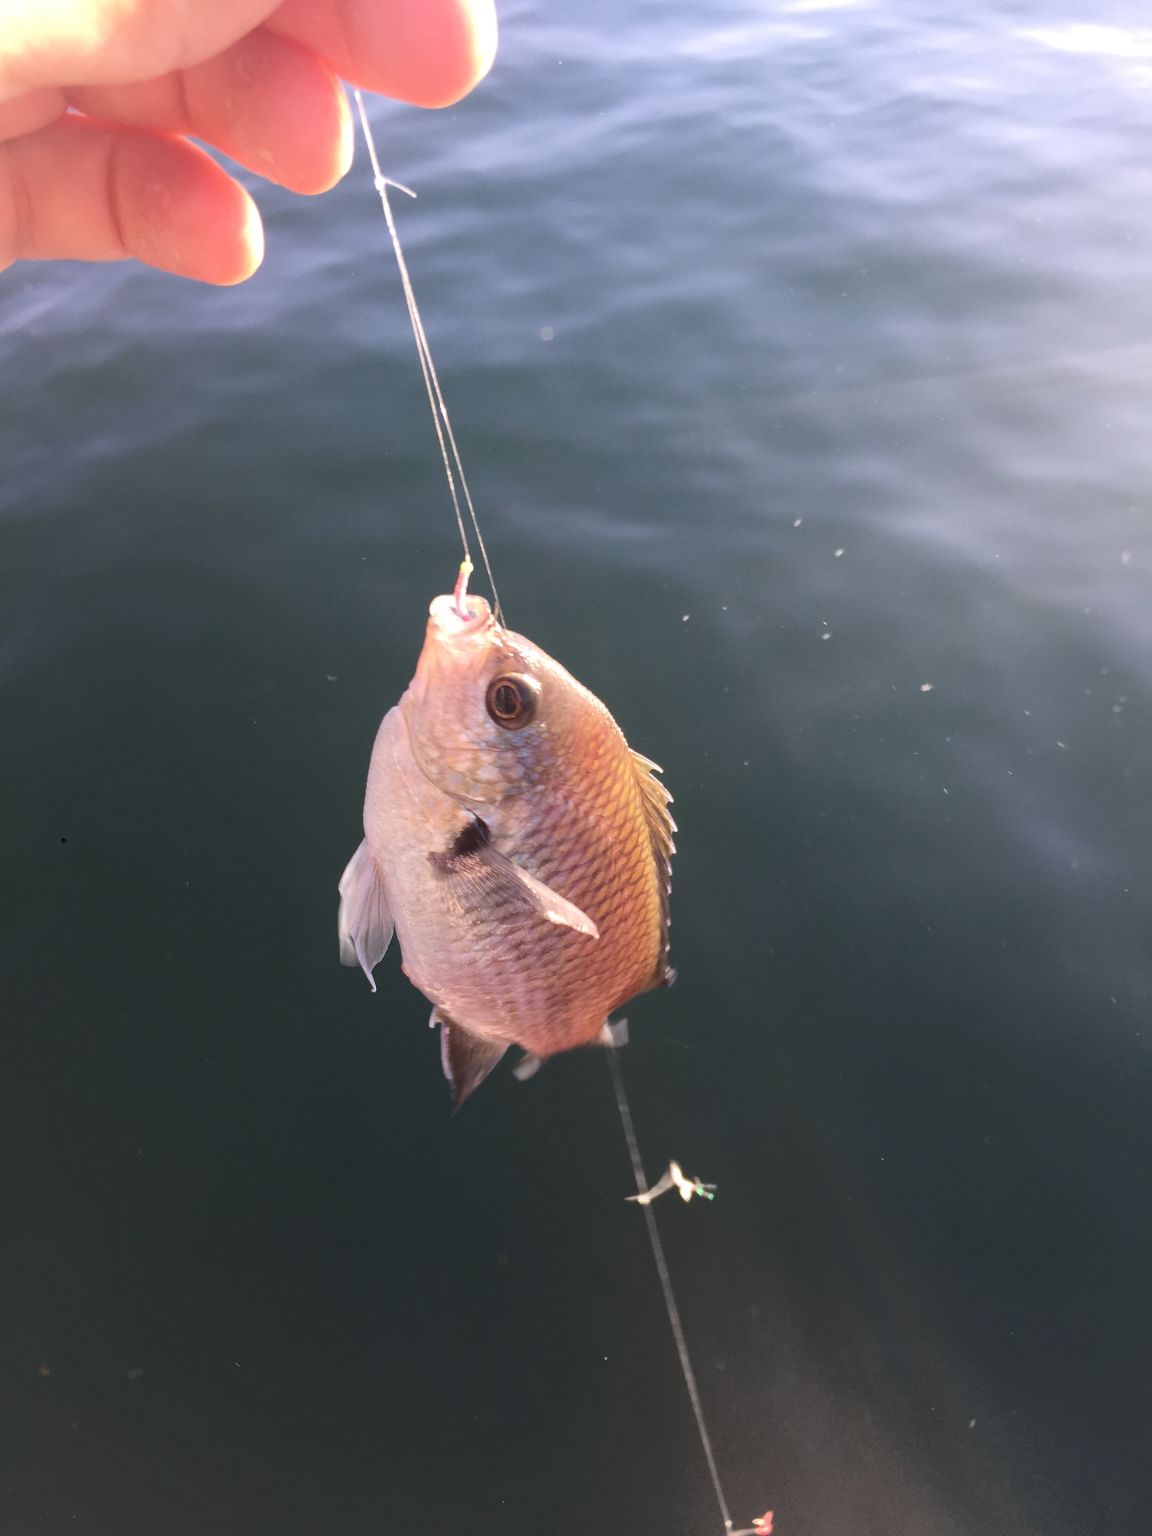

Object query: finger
[0,87,67,142]
[270,0,498,108]
[68,28,352,195]
[0,114,263,284]
[0,1,280,98]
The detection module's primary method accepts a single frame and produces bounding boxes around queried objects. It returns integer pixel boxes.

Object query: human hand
[0,0,497,283]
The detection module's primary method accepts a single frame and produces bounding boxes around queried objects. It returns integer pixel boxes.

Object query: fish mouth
[423,594,541,703]
[427,591,495,641]
[412,591,499,702]
[397,591,501,807]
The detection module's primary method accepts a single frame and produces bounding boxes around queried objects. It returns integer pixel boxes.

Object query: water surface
[3,3,1151,1533]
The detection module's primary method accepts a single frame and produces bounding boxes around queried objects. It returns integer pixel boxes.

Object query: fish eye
[486,673,540,730]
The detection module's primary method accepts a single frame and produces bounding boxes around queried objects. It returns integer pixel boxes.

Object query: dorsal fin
[629,751,676,987]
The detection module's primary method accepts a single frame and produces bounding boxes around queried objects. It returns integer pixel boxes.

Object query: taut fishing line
[353,88,503,625]
[352,91,758,1536]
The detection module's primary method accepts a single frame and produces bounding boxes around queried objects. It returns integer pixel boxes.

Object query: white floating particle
[681,614,690,622]
[1121,549,1132,565]
[1056,740,1068,750]
[821,631,831,640]
[969,1419,976,1429]
[920,682,934,692]
[834,547,845,557]
[539,326,555,341]
[793,517,803,527]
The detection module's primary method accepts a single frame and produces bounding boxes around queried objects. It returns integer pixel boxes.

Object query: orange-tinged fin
[438,1014,507,1111]
[629,751,676,985]
[430,817,599,939]
[338,840,394,991]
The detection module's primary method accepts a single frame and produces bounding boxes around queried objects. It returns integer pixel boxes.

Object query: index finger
[269,0,497,108]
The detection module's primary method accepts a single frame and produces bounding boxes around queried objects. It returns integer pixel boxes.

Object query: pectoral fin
[440,1016,507,1111]
[430,818,599,939]
[338,839,394,990]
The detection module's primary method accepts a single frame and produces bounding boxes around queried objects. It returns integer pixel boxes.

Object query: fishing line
[354,84,754,1536]
[606,1045,736,1535]
[352,89,504,624]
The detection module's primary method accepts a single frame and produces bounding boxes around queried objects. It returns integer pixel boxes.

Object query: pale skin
[0,0,498,283]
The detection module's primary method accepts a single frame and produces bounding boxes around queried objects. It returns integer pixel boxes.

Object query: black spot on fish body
[452,817,490,858]
[425,815,597,942]
[428,817,490,875]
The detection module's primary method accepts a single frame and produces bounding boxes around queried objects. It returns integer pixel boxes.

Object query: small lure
[627,1160,716,1206]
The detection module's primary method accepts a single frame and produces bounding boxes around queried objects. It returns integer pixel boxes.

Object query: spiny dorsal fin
[629,750,676,986]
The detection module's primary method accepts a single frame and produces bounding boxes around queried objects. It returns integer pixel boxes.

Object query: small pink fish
[339,590,675,1107]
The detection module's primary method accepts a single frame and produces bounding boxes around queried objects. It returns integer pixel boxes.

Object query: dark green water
[4,3,1152,1533]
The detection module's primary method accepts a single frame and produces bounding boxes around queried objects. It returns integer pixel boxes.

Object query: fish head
[400,591,607,808]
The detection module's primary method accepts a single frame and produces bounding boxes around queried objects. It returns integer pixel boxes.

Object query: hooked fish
[338,585,674,1108]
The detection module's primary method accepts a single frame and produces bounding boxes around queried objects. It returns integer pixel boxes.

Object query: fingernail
[240,193,265,276]
[335,87,354,181]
